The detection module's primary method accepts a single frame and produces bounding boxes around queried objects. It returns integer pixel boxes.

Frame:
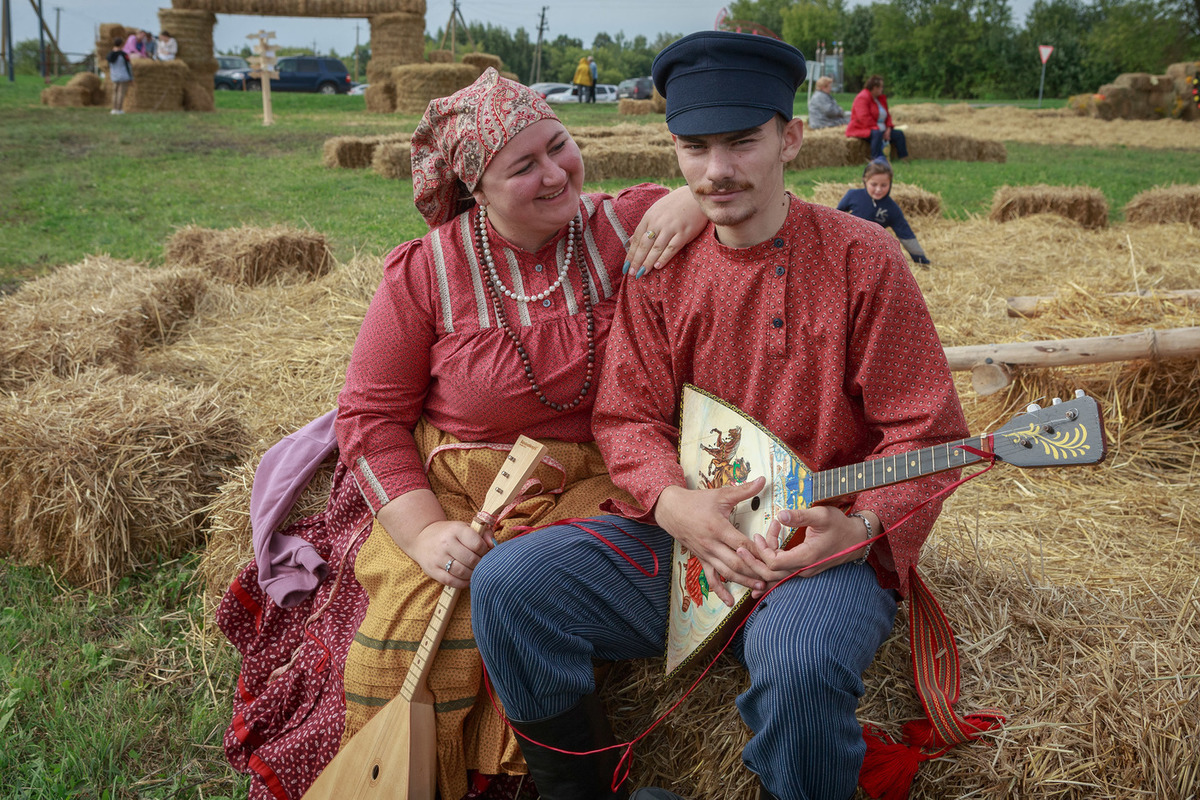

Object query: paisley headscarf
[411,68,559,228]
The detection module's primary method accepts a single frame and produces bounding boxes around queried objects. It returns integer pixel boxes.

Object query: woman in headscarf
[217,68,704,800]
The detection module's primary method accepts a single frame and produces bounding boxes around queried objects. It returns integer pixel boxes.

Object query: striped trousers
[471,516,899,800]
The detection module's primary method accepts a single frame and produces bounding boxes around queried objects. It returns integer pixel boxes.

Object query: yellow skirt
[341,418,633,800]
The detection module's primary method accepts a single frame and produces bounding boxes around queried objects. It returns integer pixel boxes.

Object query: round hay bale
[391,63,478,115]
[364,82,397,113]
[1123,185,1200,226]
[461,52,503,74]
[372,141,413,179]
[0,258,209,391]
[124,59,190,112]
[988,184,1109,229]
[427,49,453,64]
[164,225,334,285]
[0,368,250,591]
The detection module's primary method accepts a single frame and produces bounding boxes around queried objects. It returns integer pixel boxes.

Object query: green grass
[0,71,1193,798]
[0,558,246,799]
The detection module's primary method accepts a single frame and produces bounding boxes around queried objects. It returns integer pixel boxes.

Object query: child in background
[837,157,931,265]
[107,38,133,115]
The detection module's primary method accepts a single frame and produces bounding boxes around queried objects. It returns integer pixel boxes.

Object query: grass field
[1,72,1198,799]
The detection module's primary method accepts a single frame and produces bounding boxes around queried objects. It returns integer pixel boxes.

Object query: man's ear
[780,117,804,163]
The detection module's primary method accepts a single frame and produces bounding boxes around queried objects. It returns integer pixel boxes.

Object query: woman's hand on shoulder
[624,186,708,279]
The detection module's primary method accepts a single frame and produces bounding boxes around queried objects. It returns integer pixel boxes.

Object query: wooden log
[945,326,1200,371]
[1006,289,1200,318]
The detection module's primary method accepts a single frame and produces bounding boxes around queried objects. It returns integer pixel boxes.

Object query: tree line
[435,0,1198,99]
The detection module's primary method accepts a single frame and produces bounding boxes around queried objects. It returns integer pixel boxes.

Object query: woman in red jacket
[846,74,908,161]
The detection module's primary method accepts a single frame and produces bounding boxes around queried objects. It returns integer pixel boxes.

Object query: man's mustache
[694,180,754,195]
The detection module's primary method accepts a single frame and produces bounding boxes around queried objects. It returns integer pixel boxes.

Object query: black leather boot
[508,693,628,800]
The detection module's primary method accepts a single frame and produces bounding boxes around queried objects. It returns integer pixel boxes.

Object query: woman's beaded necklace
[477,204,575,302]
[474,205,595,413]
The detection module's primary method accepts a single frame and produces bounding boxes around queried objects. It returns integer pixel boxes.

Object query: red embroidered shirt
[594,197,967,596]
[337,184,667,512]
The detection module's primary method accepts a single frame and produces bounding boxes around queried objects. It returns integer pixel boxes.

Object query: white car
[348,83,368,95]
[545,84,618,103]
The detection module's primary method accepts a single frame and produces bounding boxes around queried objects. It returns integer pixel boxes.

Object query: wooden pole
[1007,289,1200,318]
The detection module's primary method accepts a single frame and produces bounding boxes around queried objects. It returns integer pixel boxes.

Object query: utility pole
[530,6,547,85]
[2,0,12,82]
[37,0,45,77]
[54,5,60,75]
[354,23,359,83]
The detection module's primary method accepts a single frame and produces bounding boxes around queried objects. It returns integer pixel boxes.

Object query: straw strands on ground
[1124,184,1200,226]
[0,257,208,390]
[809,181,943,217]
[164,225,333,285]
[0,368,250,590]
[989,184,1110,229]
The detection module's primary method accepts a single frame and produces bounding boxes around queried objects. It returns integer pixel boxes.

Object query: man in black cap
[471,31,966,800]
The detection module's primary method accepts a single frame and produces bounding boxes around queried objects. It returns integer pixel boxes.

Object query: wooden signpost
[247,30,278,126]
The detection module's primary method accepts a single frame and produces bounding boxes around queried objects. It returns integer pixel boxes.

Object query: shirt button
[773,238,785,248]
[543,298,552,307]
[772,317,783,329]
[534,264,545,272]
[775,265,785,276]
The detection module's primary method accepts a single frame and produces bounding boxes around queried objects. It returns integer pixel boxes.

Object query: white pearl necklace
[477,204,578,303]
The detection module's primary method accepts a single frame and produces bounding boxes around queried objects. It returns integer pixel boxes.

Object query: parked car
[529,81,571,99]
[348,83,368,96]
[545,84,618,103]
[247,56,352,94]
[214,55,252,91]
[617,76,654,100]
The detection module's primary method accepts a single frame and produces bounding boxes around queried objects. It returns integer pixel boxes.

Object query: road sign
[1039,45,1054,64]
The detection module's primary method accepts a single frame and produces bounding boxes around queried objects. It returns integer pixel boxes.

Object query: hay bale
[905,131,1007,163]
[157,8,217,74]
[371,141,413,179]
[163,225,333,285]
[391,63,478,115]
[427,49,453,64]
[890,103,946,124]
[809,181,942,218]
[172,0,426,13]
[96,23,127,67]
[578,142,680,181]
[0,258,209,391]
[182,80,216,111]
[0,368,250,590]
[988,184,1109,229]
[618,98,656,116]
[368,11,425,80]
[364,82,397,113]
[461,52,502,74]
[324,133,408,169]
[67,72,101,94]
[123,59,190,112]
[40,85,91,107]
[787,131,855,169]
[1124,184,1200,226]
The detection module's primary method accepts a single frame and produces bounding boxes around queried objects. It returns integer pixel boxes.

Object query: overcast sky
[11,0,1037,62]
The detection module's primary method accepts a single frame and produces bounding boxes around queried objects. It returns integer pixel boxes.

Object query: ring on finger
[645,230,656,240]
[444,558,455,572]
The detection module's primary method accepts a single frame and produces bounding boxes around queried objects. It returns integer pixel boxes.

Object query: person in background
[588,56,598,103]
[837,157,931,265]
[141,30,157,60]
[122,29,149,59]
[107,38,133,115]
[846,74,908,161]
[155,31,177,61]
[572,55,593,103]
[808,75,851,129]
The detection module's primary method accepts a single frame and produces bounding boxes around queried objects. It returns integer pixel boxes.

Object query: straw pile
[323,133,408,169]
[124,59,191,113]
[844,130,1006,164]
[372,141,413,179]
[40,85,93,107]
[461,52,503,75]
[0,368,250,590]
[367,11,426,84]
[579,141,680,181]
[159,7,219,111]
[618,89,666,117]
[427,49,453,64]
[164,225,333,285]
[810,181,943,218]
[1067,70,1182,121]
[1124,184,1200,226]
[989,184,1110,229]
[390,63,478,115]
[0,257,208,391]
[1167,61,1200,121]
[169,0,425,13]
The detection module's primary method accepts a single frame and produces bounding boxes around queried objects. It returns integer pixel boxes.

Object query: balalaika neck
[810,434,989,505]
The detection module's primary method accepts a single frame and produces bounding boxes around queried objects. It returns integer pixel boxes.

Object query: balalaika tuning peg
[1051,397,1062,405]
[1026,403,1042,413]
[1074,389,1086,398]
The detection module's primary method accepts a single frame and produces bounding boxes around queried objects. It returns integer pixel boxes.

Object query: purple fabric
[252,409,341,607]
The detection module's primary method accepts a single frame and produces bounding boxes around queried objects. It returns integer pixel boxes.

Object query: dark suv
[617,76,654,100]
[261,56,352,94]
[214,55,252,90]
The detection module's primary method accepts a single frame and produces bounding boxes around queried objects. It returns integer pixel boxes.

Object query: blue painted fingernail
[635,266,646,279]
[622,260,631,274]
